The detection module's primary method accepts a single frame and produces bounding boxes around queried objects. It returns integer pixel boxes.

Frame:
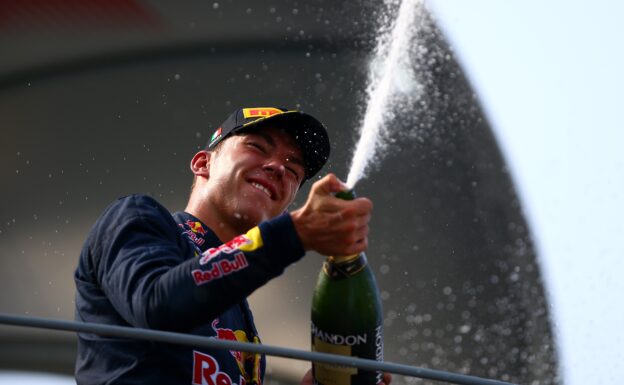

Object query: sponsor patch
[180,221,207,246]
[193,350,247,385]
[209,127,223,147]
[239,227,263,252]
[186,220,207,236]
[242,107,282,119]
[198,227,262,265]
[199,235,250,265]
[192,252,249,286]
[211,320,247,369]
[208,321,263,385]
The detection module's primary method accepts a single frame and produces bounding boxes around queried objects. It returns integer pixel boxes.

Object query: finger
[330,213,368,237]
[336,203,370,221]
[356,197,373,212]
[376,373,392,385]
[300,368,313,385]
[312,173,348,195]
[356,212,371,227]
[353,238,368,253]
[343,197,373,215]
[316,194,360,215]
[344,236,368,255]
[354,224,370,241]
[331,211,344,223]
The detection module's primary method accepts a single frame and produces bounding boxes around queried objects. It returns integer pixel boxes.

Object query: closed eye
[285,165,303,182]
[248,142,267,153]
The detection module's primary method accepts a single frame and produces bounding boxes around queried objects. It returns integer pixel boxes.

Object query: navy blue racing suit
[74,194,305,384]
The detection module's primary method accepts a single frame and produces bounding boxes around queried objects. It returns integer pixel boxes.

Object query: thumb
[312,173,348,196]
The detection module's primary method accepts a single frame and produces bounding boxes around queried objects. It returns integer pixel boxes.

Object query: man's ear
[190,151,211,178]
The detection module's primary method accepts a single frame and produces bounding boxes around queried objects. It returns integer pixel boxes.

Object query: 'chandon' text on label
[311,322,368,346]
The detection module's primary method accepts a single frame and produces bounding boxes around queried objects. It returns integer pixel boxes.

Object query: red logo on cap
[242,108,282,119]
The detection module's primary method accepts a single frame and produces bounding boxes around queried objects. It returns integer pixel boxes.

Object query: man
[74,107,385,385]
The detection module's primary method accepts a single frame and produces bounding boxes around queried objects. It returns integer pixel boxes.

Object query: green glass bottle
[311,189,383,385]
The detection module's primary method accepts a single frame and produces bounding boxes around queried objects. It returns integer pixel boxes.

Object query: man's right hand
[290,173,373,256]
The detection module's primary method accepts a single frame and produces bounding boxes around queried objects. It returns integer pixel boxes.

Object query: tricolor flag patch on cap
[209,127,223,146]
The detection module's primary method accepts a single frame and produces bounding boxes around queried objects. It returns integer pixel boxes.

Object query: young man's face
[205,126,306,231]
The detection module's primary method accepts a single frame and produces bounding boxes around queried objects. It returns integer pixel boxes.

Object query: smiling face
[190,125,305,237]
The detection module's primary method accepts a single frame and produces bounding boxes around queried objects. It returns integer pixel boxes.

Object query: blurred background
[1,1,621,384]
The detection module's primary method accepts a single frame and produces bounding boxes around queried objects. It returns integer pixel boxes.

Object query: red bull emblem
[180,221,207,246]
[186,220,207,236]
[206,320,262,385]
[211,319,248,364]
[242,107,282,119]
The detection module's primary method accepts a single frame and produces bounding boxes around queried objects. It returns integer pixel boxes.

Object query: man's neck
[184,204,239,243]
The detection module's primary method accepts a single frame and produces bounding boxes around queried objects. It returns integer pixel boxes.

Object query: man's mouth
[250,181,273,199]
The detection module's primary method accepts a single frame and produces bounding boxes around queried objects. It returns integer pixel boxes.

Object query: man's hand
[300,368,392,385]
[291,173,372,256]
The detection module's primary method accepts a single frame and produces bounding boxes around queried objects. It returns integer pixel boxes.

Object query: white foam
[346,0,425,189]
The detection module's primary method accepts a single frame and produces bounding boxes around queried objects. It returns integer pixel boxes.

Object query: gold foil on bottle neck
[329,254,360,264]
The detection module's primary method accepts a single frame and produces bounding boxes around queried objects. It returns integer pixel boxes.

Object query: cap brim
[235,111,330,181]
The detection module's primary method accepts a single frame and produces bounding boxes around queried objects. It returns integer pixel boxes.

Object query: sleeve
[90,195,305,332]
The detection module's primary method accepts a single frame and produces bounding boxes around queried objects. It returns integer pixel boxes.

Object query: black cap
[206,107,330,181]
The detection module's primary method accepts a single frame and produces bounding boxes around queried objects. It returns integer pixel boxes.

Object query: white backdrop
[429,1,624,384]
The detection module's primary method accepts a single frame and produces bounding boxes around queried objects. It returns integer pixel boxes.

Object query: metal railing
[0,313,515,385]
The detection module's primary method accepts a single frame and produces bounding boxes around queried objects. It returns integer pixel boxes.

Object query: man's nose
[263,159,286,177]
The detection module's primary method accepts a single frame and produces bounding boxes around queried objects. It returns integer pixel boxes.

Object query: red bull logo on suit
[193,350,248,385]
[211,319,248,364]
[191,320,262,385]
[192,252,249,286]
[180,220,208,246]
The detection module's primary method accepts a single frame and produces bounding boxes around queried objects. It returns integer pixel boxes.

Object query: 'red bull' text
[193,351,248,385]
[192,252,249,286]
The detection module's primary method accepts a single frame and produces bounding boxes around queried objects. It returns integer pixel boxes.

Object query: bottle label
[311,322,383,385]
[324,254,368,279]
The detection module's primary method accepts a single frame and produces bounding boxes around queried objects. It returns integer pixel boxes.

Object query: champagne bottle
[311,189,383,385]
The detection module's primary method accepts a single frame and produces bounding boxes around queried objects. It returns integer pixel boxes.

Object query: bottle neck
[331,254,360,264]
[324,253,368,279]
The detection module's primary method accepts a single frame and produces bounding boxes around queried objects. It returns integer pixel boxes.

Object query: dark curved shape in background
[0,2,558,384]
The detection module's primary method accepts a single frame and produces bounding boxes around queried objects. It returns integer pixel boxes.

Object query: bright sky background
[428,1,624,384]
